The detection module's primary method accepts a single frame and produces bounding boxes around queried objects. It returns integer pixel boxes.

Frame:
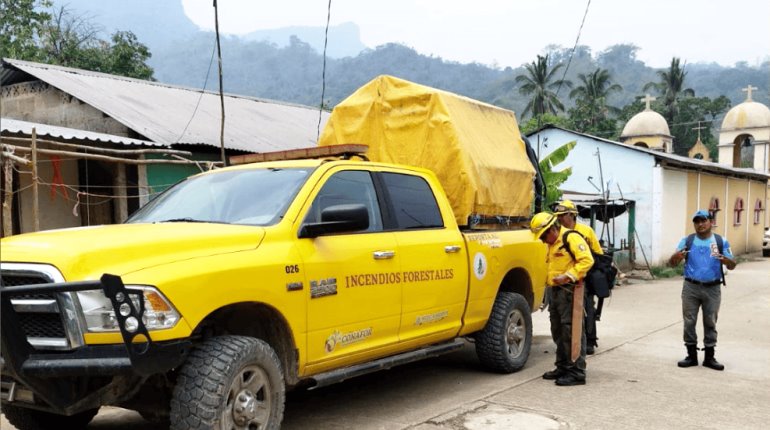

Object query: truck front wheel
[170,335,285,430]
[474,291,533,373]
[1,404,98,430]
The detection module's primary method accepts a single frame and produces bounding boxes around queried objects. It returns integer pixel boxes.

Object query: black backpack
[561,230,616,299]
[684,233,726,286]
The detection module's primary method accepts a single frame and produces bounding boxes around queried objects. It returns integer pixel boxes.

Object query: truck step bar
[310,338,466,389]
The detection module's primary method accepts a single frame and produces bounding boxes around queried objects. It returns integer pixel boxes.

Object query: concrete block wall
[1,82,129,137]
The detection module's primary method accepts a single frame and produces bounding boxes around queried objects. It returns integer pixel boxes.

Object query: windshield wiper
[158,218,209,223]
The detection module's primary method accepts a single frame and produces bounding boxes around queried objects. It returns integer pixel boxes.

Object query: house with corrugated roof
[0,58,329,235]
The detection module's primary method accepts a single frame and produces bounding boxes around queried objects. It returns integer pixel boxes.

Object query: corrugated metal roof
[1,117,164,147]
[2,59,329,153]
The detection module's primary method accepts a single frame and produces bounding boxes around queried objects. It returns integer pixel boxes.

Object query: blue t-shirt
[676,234,733,282]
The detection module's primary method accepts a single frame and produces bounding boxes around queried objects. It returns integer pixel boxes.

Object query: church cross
[641,94,656,110]
[742,85,758,101]
[692,121,706,141]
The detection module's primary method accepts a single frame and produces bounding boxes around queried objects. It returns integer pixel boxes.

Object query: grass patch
[650,265,683,278]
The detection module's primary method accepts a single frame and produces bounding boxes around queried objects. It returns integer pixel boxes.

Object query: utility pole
[213,0,227,167]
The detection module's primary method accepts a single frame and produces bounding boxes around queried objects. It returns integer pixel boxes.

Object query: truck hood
[0,223,266,280]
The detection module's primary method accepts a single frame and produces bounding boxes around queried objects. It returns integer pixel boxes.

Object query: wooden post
[2,158,13,237]
[31,128,40,232]
[114,163,127,223]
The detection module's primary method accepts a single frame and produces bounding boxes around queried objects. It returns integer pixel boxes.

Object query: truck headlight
[77,286,180,332]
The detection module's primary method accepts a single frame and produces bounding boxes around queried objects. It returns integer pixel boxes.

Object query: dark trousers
[682,280,721,347]
[548,286,587,378]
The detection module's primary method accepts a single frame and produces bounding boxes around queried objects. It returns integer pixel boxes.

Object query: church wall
[754,141,769,172]
[687,172,765,255]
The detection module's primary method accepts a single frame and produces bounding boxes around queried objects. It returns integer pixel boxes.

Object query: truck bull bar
[1,274,189,411]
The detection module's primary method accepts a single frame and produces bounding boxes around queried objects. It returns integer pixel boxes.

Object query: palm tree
[515,54,572,120]
[643,57,695,123]
[569,68,622,131]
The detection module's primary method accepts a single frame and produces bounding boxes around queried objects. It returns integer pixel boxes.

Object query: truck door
[297,169,401,369]
[378,172,468,344]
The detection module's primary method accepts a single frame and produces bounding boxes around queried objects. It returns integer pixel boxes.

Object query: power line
[174,41,217,144]
[317,0,332,142]
[555,0,591,99]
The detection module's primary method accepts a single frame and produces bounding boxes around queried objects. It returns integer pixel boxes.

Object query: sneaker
[555,375,586,386]
[586,345,595,355]
[542,369,565,380]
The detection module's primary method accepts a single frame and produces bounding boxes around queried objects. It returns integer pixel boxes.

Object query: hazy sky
[181,0,769,69]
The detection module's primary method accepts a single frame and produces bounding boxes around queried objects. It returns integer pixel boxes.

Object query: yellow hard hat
[554,199,578,215]
[530,212,557,239]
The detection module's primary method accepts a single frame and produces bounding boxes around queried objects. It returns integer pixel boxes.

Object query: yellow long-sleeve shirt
[546,226,595,286]
[572,223,603,255]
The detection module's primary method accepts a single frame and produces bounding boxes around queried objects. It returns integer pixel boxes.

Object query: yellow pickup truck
[1,150,545,429]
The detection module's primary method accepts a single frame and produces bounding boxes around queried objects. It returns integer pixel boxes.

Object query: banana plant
[538,140,576,209]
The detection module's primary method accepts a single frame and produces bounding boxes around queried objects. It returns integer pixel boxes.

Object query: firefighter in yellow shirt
[555,200,602,355]
[531,211,594,386]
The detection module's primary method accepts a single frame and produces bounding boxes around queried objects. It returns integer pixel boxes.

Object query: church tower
[718,85,770,171]
[620,94,674,153]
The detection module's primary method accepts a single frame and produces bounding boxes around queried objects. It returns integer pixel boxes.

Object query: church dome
[720,101,770,131]
[621,109,671,137]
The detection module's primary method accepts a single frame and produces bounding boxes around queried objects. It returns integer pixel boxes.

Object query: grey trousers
[681,280,721,347]
[548,286,587,378]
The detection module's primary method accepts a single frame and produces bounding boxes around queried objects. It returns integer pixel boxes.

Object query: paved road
[3,257,769,429]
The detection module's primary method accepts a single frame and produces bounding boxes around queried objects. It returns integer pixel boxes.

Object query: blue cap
[692,209,711,221]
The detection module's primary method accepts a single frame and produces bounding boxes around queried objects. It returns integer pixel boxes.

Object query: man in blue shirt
[669,210,736,370]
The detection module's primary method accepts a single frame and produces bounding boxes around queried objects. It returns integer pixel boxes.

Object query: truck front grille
[1,264,84,350]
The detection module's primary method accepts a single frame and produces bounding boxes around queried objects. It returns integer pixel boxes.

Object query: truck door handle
[373,251,395,260]
[444,245,461,253]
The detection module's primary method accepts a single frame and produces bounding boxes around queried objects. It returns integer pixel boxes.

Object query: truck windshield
[127,167,312,226]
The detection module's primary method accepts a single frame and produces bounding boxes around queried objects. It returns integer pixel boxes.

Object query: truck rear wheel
[475,291,532,373]
[170,335,285,430]
[1,404,98,430]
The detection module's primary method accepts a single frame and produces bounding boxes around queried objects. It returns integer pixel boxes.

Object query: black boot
[703,346,724,371]
[677,344,698,367]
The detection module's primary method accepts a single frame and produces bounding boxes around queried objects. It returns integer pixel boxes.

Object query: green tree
[515,54,572,120]
[568,68,622,136]
[519,113,571,136]
[643,57,695,124]
[1,2,153,80]
[669,95,731,157]
[0,0,51,60]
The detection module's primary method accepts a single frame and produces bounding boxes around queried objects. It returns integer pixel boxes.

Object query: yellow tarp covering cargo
[319,75,535,226]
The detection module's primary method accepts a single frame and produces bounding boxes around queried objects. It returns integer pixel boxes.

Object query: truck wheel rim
[224,364,272,429]
[505,309,525,358]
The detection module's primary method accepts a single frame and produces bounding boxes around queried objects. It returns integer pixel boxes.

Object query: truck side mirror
[298,204,369,238]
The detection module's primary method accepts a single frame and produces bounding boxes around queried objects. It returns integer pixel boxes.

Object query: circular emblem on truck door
[473,252,487,280]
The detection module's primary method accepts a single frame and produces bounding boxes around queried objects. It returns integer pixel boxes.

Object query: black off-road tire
[1,404,98,430]
[475,291,533,373]
[170,336,285,430]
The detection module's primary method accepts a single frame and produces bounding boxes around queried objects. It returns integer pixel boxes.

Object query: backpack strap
[715,234,726,285]
[684,233,726,286]
[560,229,585,261]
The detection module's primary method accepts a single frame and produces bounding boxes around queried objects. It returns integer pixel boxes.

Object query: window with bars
[733,197,744,226]
[754,199,764,225]
[709,197,720,227]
